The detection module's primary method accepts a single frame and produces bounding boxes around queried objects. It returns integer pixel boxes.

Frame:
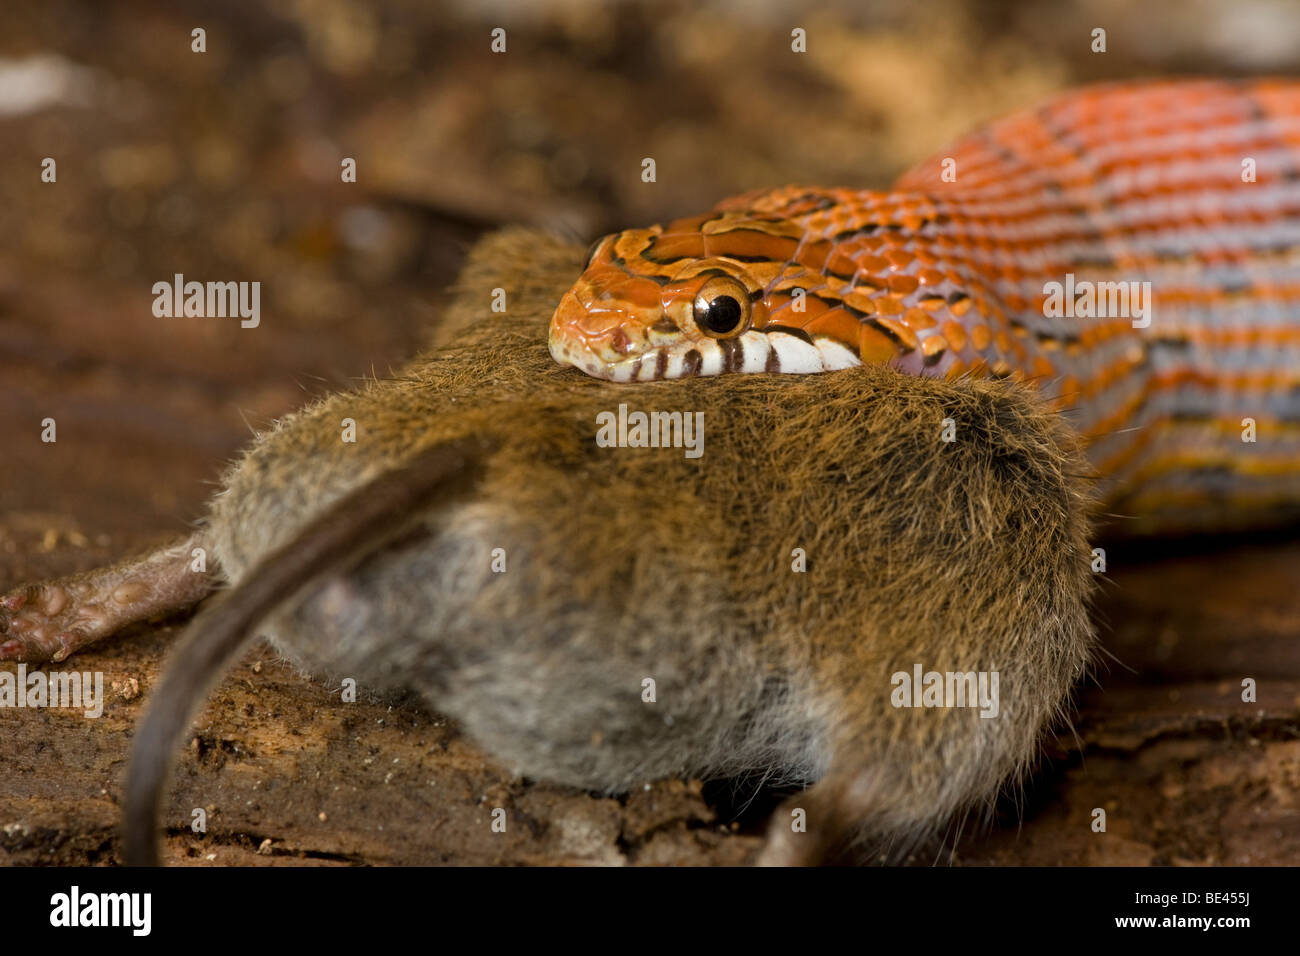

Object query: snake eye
[693,276,752,338]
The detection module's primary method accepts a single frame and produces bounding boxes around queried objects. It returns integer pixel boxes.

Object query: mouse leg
[0,533,214,663]
[755,772,889,866]
[755,755,988,866]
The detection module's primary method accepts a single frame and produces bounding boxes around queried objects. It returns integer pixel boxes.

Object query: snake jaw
[550,322,862,381]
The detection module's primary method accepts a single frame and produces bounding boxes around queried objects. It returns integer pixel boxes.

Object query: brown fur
[4,228,1098,863]
[201,227,1097,862]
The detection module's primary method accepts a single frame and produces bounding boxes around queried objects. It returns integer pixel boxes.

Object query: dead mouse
[0,227,1098,865]
[10,79,1300,867]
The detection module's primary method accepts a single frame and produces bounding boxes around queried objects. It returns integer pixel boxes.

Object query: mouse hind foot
[755,770,912,866]
[0,532,215,663]
[755,756,1003,866]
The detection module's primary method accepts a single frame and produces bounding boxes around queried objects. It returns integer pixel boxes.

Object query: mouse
[15,77,1300,866]
[1,225,1098,866]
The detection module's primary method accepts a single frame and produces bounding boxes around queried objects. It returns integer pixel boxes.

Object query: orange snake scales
[550,79,1300,529]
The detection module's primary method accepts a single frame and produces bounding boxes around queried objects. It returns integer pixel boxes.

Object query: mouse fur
[188,227,1098,862]
[5,227,1098,864]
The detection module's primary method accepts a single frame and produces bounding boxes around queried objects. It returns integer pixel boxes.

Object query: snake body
[550,79,1300,528]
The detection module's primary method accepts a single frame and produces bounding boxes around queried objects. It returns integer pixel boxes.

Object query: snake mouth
[550,328,862,381]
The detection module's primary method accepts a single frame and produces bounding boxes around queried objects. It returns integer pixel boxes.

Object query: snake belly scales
[548,79,1300,529]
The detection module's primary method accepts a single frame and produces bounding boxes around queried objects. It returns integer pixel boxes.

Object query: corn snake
[549,79,1300,527]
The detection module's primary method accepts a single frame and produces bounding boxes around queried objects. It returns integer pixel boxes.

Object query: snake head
[549,212,864,381]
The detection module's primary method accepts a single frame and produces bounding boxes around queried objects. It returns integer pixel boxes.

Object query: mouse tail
[123,436,488,866]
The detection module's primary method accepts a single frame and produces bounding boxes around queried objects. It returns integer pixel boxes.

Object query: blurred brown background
[2,0,1298,865]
